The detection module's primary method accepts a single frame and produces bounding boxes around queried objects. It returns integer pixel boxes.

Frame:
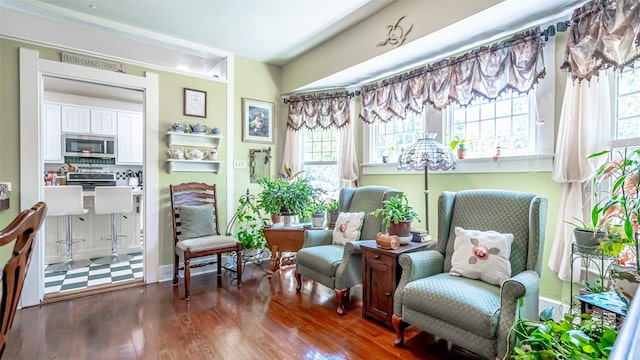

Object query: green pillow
[177,204,217,240]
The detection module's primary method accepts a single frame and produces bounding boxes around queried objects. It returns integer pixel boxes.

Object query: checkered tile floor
[44,252,143,295]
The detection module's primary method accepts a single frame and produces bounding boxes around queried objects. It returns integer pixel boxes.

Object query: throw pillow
[177,203,217,241]
[332,212,365,245]
[449,227,514,286]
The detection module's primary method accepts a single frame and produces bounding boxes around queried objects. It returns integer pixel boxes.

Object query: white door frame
[19,48,160,306]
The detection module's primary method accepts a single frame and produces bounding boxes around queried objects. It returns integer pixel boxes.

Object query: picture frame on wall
[184,88,207,118]
[242,98,274,144]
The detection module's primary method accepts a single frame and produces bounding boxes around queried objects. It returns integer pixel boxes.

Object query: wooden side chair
[170,182,242,300]
[0,202,47,357]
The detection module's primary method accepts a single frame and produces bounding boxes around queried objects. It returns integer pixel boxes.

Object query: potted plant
[228,192,267,254]
[449,135,469,159]
[310,199,326,228]
[587,147,640,305]
[510,307,618,359]
[564,217,608,249]
[370,194,419,238]
[257,176,320,226]
[326,198,340,228]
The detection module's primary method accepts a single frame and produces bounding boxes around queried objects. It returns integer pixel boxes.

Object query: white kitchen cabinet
[61,105,91,133]
[43,103,64,163]
[90,109,117,135]
[117,112,143,165]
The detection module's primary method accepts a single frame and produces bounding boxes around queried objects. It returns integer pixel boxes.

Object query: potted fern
[370,194,419,238]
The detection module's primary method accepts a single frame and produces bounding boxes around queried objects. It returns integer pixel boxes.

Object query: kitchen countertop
[82,188,143,196]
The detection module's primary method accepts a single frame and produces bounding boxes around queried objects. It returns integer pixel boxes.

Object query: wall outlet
[233,160,247,168]
[0,182,11,192]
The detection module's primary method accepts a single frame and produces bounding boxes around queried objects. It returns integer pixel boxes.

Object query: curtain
[561,0,640,81]
[359,28,546,123]
[282,91,358,181]
[549,73,611,282]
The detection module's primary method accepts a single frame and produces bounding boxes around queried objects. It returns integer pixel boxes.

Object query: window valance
[359,27,546,124]
[561,0,640,81]
[286,91,351,130]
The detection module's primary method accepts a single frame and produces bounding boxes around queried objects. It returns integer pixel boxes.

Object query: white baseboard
[539,296,571,322]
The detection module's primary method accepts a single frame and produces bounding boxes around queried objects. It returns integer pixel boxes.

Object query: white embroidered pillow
[332,212,365,245]
[449,227,514,286]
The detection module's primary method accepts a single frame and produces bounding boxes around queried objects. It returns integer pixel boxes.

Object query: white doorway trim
[19,47,160,306]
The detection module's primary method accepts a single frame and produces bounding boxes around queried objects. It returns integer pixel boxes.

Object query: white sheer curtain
[549,73,611,282]
[281,128,303,177]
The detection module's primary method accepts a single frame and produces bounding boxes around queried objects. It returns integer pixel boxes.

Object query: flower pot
[388,220,411,238]
[327,211,339,229]
[271,214,283,225]
[610,262,640,308]
[457,148,467,159]
[311,213,325,228]
[573,228,606,249]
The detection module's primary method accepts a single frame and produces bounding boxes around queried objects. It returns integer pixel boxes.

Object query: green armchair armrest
[302,229,333,248]
[393,250,444,316]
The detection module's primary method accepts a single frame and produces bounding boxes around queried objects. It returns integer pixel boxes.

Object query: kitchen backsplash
[44,163,143,186]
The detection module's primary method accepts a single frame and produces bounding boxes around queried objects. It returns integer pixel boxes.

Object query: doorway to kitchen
[42,77,146,298]
[19,48,160,307]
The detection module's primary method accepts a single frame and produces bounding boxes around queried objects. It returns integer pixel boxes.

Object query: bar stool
[94,186,134,264]
[45,186,92,271]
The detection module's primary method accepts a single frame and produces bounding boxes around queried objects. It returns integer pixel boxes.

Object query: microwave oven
[64,135,115,158]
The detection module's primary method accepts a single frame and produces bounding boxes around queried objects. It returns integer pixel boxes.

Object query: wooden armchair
[0,202,47,357]
[170,183,242,300]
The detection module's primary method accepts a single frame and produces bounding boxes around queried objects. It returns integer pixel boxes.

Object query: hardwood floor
[5,263,483,360]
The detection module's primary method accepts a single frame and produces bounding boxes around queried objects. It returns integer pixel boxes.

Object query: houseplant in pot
[227,191,267,257]
[587,147,640,306]
[257,176,318,227]
[326,198,340,228]
[310,199,326,228]
[370,194,419,241]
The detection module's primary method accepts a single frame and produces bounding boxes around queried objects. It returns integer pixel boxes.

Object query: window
[302,128,339,197]
[371,112,425,163]
[445,91,535,158]
[615,63,640,142]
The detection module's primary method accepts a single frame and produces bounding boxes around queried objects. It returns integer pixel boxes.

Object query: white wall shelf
[166,131,222,148]
[166,159,222,173]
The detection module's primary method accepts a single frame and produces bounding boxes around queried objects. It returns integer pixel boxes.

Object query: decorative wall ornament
[250,147,272,183]
[377,16,413,47]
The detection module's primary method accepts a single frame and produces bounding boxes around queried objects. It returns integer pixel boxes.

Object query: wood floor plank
[5,264,482,360]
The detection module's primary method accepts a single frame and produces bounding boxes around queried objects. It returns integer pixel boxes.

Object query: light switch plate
[233,160,247,168]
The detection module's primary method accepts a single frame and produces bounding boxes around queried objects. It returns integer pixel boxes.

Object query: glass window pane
[615,61,640,141]
[374,113,425,162]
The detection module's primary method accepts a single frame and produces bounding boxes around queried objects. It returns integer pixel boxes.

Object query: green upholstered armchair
[392,189,548,360]
[295,185,401,315]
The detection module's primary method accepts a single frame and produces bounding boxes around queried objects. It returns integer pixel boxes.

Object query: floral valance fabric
[287,91,351,130]
[562,0,640,81]
[359,28,546,124]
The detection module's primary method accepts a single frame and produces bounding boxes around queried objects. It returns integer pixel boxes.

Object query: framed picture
[242,98,274,144]
[183,88,207,118]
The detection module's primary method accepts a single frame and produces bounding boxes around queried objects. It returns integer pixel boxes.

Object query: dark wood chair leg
[184,256,191,300]
[236,247,242,286]
[392,314,408,346]
[216,253,222,286]
[295,272,302,292]
[335,288,348,315]
[173,253,179,285]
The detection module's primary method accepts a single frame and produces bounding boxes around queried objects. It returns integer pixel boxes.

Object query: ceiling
[2,0,588,92]
[1,0,395,65]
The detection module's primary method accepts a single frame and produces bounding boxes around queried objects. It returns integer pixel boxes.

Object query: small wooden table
[361,240,432,328]
[262,224,307,274]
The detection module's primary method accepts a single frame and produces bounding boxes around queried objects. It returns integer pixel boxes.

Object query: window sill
[361,154,554,175]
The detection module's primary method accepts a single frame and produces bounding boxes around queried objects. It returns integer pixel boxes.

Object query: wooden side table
[262,225,307,274]
[361,240,432,328]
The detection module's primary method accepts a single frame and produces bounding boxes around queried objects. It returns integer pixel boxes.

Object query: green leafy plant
[583,279,606,294]
[228,194,267,251]
[449,135,468,151]
[326,199,340,213]
[370,194,419,227]
[588,147,640,261]
[510,306,618,359]
[256,176,322,219]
